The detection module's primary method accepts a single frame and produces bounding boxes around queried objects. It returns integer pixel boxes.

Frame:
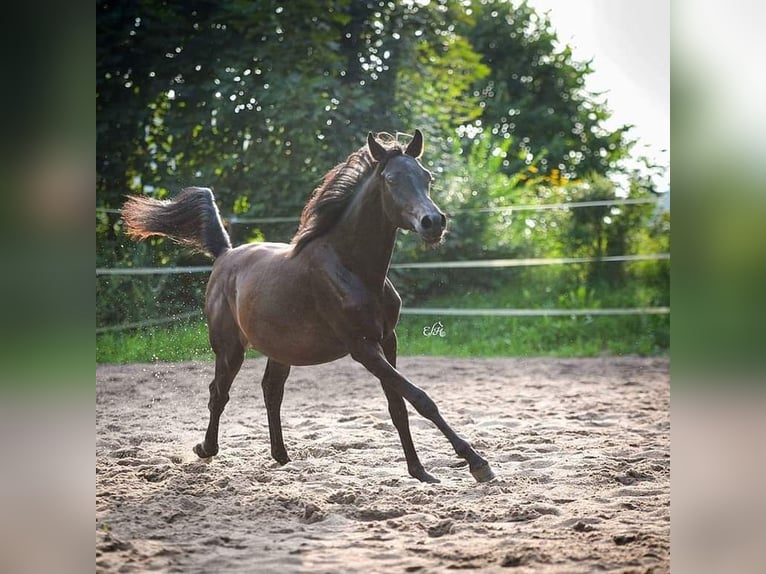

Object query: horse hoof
[471,463,496,483]
[193,443,217,459]
[412,468,441,483]
[272,451,291,465]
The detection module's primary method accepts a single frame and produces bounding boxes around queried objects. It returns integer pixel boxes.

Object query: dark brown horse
[122,130,495,483]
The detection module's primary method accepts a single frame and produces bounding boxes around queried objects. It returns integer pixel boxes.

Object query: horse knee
[410,389,439,420]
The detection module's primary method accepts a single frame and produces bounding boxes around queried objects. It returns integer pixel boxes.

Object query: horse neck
[325,175,397,291]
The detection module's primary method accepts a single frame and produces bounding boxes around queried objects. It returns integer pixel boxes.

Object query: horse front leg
[261,359,291,464]
[381,333,439,483]
[351,339,495,483]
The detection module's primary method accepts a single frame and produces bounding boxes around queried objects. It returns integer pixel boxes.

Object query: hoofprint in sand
[96,356,669,573]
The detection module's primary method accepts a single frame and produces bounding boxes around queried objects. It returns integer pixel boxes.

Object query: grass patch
[393,281,669,358]
[97,303,668,364]
[97,321,214,364]
[397,313,668,358]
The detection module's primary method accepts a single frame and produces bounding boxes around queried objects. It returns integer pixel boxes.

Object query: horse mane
[291,134,404,255]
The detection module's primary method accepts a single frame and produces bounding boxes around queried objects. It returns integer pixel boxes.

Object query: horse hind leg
[261,359,291,464]
[193,317,245,459]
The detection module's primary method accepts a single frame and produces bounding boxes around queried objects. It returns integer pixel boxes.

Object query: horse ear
[367,132,387,162]
[404,129,424,158]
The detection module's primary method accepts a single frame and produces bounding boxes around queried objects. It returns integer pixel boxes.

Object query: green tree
[461,0,631,179]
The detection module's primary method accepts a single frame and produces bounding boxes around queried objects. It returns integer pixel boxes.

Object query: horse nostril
[421,214,445,232]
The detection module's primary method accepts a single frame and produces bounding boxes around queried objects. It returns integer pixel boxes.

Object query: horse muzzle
[417,212,447,244]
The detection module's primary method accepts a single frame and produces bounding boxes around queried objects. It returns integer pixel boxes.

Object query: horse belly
[238,295,348,366]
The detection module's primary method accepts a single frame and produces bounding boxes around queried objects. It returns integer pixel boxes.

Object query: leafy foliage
[460,0,632,178]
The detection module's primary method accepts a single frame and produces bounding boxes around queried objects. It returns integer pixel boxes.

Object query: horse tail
[121,187,232,259]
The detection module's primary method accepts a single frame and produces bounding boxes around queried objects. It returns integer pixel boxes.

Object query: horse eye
[384,173,397,184]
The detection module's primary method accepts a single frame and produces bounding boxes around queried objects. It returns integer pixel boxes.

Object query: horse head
[367,130,447,244]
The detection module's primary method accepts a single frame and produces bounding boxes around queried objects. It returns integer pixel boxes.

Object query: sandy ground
[96,356,669,573]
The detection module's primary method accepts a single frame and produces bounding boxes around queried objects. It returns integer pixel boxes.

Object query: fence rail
[96,197,661,224]
[97,307,670,334]
[96,253,669,276]
[96,311,201,334]
[400,307,670,317]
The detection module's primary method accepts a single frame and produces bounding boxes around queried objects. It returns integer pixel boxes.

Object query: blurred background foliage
[97,0,668,359]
